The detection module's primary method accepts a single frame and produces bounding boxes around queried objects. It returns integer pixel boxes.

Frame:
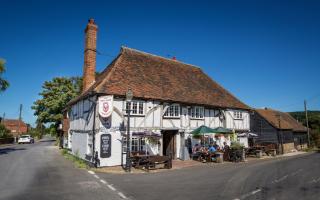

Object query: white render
[66,96,250,167]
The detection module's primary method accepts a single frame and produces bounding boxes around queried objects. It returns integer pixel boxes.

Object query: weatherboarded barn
[250,108,308,153]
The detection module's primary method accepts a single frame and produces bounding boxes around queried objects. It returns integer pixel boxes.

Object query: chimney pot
[88,18,95,24]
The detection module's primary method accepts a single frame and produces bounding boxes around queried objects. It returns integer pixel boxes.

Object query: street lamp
[125,88,133,172]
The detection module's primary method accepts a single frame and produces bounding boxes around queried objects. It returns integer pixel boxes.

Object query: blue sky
[0,0,320,125]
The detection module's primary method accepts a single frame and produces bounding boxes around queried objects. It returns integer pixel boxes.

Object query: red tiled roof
[2,119,28,135]
[255,108,307,132]
[69,47,250,110]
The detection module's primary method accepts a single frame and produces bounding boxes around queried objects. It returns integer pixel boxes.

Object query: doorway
[162,130,177,159]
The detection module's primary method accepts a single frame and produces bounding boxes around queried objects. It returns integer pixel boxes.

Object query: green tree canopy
[32,77,82,127]
[0,59,9,92]
[0,123,11,138]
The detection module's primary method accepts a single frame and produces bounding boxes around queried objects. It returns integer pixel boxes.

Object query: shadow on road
[39,139,56,143]
[0,147,26,155]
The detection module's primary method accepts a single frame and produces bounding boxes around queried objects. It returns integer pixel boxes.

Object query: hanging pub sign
[98,95,113,118]
[100,134,111,158]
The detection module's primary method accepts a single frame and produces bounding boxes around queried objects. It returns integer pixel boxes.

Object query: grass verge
[61,149,88,169]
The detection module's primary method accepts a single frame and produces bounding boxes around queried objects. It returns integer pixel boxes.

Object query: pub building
[63,19,251,167]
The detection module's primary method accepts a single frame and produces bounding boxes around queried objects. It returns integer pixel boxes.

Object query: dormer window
[164,104,180,118]
[234,111,243,119]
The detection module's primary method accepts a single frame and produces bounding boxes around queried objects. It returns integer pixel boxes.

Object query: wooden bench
[131,155,172,171]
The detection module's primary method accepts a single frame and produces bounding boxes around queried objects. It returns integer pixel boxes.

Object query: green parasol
[190,125,217,136]
[211,127,233,134]
[190,125,218,146]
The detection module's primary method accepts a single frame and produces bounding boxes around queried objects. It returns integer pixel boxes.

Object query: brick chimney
[83,18,98,92]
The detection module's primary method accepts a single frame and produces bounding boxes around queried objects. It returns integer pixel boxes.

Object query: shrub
[0,124,12,138]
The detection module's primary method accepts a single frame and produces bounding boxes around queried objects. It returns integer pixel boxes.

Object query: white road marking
[88,170,95,175]
[100,179,107,184]
[233,188,262,200]
[290,169,302,176]
[272,174,288,184]
[107,184,116,191]
[308,177,320,184]
[93,174,99,179]
[118,192,127,199]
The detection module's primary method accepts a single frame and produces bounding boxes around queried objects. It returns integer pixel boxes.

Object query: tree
[0,59,9,92]
[0,124,12,138]
[32,77,82,131]
[290,111,320,147]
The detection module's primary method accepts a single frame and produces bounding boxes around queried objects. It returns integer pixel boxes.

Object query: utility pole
[18,104,22,134]
[304,100,311,147]
[1,112,5,124]
[276,113,284,154]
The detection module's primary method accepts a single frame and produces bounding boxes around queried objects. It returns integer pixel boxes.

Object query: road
[98,152,320,200]
[0,137,122,200]
[1,138,319,200]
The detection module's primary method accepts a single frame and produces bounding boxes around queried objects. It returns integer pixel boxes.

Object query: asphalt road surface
[0,136,122,200]
[98,152,320,200]
[1,138,319,200]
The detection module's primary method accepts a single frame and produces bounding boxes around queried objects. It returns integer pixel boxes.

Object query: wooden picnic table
[246,145,277,157]
[131,155,172,170]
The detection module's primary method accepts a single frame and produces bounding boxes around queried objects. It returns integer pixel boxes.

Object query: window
[125,101,145,115]
[164,104,180,118]
[189,106,204,119]
[234,111,243,119]
[130,137,146,152]
[131,138,139,152]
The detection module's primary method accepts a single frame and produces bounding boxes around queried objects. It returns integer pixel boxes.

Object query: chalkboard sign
[100,134,111,158]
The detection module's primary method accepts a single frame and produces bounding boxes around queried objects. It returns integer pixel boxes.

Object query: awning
[132,130,161,138]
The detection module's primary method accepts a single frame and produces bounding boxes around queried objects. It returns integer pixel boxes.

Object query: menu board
[100,134,111,158]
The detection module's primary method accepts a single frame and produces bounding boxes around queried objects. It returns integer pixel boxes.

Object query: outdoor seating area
[245,143,277,158]
[188,125,246,163]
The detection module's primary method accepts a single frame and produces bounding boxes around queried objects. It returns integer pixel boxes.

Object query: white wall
[71,132,87,159]
[111,99,250,131]
[68,96,99,161]
[225,110,250,131]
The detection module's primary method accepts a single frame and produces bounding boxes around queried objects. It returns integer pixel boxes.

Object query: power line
[95,49,115,58]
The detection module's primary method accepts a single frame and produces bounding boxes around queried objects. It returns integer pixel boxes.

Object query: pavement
[1,137,319,200]
[0,136,123,200]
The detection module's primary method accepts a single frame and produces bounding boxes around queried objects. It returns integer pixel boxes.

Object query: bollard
[216,152,224,163]
[256,150,262,158]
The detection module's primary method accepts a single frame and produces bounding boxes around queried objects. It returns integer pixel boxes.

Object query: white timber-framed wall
[67,95,250,167]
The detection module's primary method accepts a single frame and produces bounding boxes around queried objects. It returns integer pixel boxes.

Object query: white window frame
[131,137,146,152]
[125,101,145,116]
[233,111,243,120]
[164,104,180,118]
[189,106,204,119]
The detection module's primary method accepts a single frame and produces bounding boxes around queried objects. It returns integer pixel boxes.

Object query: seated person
[208,145,216,153]
[192,144,201,153]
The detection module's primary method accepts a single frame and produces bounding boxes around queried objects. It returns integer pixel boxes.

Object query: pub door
[162,130,177,159]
